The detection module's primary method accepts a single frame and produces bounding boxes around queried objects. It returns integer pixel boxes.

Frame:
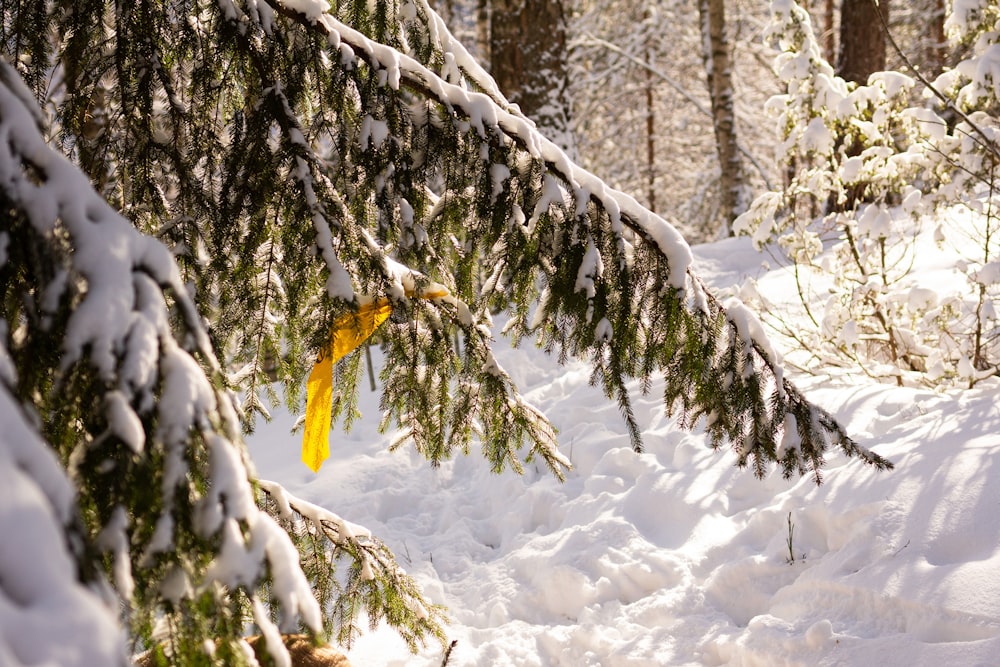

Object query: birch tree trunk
[698,0,745,235]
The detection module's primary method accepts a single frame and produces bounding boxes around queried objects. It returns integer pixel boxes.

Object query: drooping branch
[257,480,447,649]
[267,0,692,285]
[260,0,892,481]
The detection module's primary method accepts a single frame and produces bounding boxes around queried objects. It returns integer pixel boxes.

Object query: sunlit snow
[249,221,1000,666]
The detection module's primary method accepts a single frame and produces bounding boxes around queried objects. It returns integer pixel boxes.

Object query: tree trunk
[477,0,490,64]
[644,30,656,213]
[836,0,888,84]
[698,0,745,235]
[824,0,835,62]
[489,0,572,151]
[925,0,946,77]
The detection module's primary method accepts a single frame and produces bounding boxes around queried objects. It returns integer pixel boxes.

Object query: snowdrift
[251,233,1000,666]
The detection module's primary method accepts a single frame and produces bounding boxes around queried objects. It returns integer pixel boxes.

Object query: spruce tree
[0,0,891,663]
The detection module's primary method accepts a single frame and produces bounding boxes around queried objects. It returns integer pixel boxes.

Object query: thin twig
[892,538,910,557]
[440,639,458,667]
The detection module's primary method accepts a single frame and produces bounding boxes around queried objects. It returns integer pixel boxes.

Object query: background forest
[2,0,1000,665]
[441,0,953,241]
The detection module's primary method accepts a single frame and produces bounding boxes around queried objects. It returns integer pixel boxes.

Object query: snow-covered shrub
[940,0,1000,110]
[735,0,1000,387]
[925,1,1000,385]
[736,0,937,383]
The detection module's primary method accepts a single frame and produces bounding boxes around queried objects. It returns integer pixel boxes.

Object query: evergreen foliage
[1,0,890,661]
[0,59,338,665]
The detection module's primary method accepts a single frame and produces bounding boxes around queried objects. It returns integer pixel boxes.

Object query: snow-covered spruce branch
[0,64,218,378]
[0,376,128,667]
[257,480,446,650]
[264,0,689,286]
[0,62,446,660]
[256,0,891,481]
[227,35,570,474]
[402,0,515,111]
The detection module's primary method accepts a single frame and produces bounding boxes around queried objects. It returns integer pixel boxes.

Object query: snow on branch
[0,381,127,667]
[257,479,446,650]
[223,20,570,476]
[265,0,693,289]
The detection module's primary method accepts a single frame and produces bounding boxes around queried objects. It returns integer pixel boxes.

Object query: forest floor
[250,224,1000,666]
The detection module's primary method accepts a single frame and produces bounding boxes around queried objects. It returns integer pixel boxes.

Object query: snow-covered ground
[249,232,1000,666]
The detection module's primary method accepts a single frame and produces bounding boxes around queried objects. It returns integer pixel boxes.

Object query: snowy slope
[249,231,1000,666]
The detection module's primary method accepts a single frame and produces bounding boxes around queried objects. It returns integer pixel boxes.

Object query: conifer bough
[258,0,890,482]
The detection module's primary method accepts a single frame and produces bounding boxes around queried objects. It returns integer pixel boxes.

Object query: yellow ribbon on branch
[302,287,450,472]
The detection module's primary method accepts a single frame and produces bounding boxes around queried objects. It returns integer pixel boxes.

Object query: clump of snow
[593,317,613,343]
[0,384,127,666]
[280,0,325,21]
[971,260,1000,286]
[574,239,604,300]
[801,116,834,155]
[360,115,390,149]
[104,392,145,454]
[725,296,784,387]
[95,506,135,602]
[528,175,567,230]
[489,163,511,202]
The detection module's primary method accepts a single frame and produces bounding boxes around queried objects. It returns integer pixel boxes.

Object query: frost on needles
[0,0,890,662]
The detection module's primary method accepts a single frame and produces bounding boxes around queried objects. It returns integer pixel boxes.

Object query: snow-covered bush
[735,0,1000,387]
